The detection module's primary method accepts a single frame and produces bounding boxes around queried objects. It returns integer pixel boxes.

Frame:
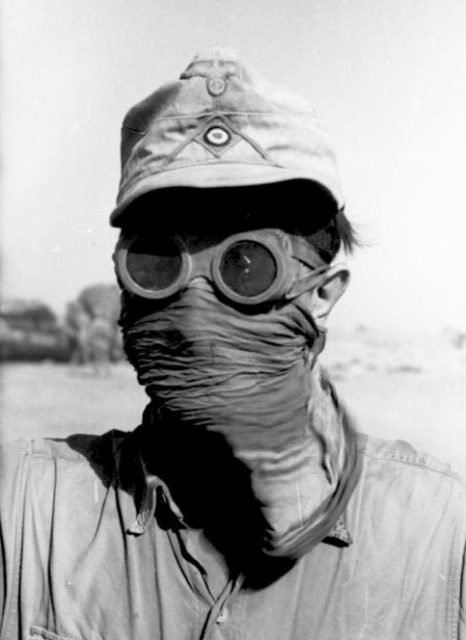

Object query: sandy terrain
[1,328,465,474]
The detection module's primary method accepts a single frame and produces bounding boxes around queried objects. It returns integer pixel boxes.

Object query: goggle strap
[291,297,328,363]
[284,265,329,301]
[290,240,327,271]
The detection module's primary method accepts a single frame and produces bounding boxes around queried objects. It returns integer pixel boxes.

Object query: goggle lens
[126,235,183,291]
[219,240,277,298]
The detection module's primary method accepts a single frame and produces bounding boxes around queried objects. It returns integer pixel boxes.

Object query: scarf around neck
[121,282,361,560]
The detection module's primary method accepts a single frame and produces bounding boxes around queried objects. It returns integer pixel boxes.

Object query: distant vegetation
[0,284,124,363]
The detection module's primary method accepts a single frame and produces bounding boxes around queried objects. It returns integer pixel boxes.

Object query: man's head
[110,50,358,561]
[111,47,356,334]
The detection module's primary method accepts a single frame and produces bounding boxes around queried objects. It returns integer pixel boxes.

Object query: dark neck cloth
[122,282,361,566]
[135,365,361,579]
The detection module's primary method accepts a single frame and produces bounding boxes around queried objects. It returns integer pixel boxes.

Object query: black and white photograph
[1,1,466,638]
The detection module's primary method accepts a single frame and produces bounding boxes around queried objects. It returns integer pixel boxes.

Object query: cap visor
[110,163,344,226]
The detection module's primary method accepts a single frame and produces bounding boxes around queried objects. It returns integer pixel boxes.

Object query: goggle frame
[114,230,327,306]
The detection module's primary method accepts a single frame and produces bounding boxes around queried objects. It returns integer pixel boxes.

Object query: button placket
[199,574,243,638]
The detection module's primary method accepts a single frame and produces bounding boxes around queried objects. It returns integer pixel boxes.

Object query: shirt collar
[125,452,354,548]
[126,456,185,535]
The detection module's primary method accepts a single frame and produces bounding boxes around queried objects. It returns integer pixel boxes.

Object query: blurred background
[1,0,466,470]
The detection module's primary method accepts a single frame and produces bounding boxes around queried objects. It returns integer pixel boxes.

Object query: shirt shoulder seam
[360,447,464,483]
[18,430,129,463]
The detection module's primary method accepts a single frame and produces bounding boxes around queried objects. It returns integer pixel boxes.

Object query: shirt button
[216,608,229,624]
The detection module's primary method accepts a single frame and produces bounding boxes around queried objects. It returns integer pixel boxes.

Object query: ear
[307,265,350,325]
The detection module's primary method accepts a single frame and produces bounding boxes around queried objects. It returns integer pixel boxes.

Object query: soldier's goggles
[114,231,328,306]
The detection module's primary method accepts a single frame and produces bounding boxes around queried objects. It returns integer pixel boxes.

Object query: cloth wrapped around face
[119,231,360,562]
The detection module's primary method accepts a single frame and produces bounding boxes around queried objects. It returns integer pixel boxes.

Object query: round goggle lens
[126,235,182,291]
[219,240,277,298]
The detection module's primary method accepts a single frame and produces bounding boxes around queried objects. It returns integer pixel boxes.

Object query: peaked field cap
[110,48,344,227]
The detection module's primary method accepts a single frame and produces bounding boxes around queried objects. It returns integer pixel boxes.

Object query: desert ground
[1,328,466,474]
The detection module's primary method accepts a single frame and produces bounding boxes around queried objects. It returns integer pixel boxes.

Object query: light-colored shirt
[1,428,465,639]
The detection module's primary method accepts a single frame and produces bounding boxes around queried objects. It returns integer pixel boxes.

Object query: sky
[2,0,466,334]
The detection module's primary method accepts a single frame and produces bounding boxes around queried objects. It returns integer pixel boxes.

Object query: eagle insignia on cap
[207,77,227,96]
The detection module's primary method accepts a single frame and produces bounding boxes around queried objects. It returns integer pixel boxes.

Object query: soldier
[1,49,465,639]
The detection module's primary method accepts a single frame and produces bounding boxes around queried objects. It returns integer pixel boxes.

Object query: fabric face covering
[120,237,348,560]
